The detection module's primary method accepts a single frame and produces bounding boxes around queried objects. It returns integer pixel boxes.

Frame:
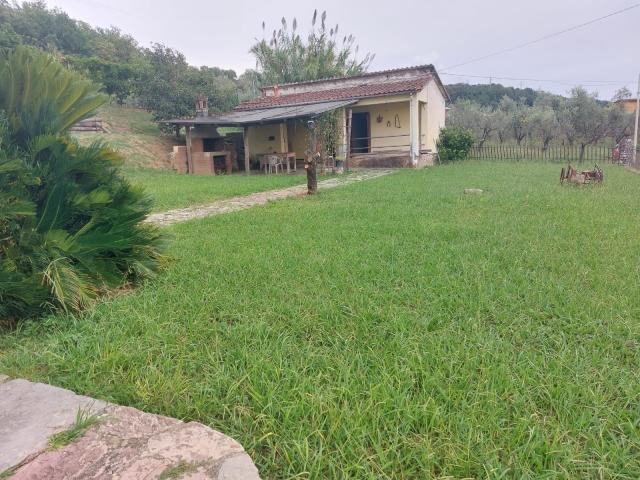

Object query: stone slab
[11,405,260,480]
[0,379,107,472]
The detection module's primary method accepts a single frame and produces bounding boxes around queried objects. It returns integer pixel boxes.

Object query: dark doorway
[203,138,220,152]
[350,112,370,154]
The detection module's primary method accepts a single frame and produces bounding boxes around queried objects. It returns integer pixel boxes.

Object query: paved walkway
[0,375,260,479]
[146,169,394,226]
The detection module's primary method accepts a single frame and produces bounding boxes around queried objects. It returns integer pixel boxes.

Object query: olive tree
[528,105,560,150]
[564,87,609,161]
[499,96,530,145]
[448,100,497,147]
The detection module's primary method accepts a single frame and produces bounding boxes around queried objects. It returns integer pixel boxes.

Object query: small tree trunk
[306,154,317,194]
[579,143,586,162]
[306,126,318,195]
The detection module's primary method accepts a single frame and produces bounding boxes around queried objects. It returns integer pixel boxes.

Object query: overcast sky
[44,0,639,99]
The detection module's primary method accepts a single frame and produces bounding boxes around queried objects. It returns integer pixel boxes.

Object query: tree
[0,47,165,321]
[448,100,497,147]
[446,83,540,108]
[529,104,560,150]
[564,87,609,161]
[499,96,530,145]
[135,44,239,123]
[607,102,635,143]
[250,10,373,85]
[6,1,92,55]
[612,86,632,102]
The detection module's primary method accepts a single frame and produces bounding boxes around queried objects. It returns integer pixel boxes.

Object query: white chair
[264,154,283,174]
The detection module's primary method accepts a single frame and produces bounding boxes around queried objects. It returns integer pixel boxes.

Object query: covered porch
[347,95,434,168]
[166,100,355,175]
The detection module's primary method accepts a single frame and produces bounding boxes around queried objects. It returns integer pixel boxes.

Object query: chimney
[195,95,208,117]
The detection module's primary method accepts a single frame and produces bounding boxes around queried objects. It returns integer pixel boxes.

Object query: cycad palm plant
[0,46,164,322]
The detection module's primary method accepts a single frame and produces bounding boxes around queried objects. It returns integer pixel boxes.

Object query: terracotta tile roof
[235,76,431,111]
[259,64,436,90]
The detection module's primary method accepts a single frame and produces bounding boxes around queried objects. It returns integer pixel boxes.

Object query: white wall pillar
[410,94,420,165]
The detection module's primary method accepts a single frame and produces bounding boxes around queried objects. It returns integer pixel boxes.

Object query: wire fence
[468,145,617,163]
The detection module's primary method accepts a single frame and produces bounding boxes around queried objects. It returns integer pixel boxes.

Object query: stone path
[0,376,260,480]
[146,169,394,226]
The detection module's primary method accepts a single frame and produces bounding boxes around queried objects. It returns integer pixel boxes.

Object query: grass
[72,104,310,211]
[123,168,309,212]
[73,104,180,170]
[2,162,640,478]
[159,461,200,480]
[48,408,100,449]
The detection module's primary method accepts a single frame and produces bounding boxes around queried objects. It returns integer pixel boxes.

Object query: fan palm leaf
[0,47,165,321]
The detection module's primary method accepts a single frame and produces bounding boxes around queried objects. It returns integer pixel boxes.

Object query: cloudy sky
[45,0,639,99]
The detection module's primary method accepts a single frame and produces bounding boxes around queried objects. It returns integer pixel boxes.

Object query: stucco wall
[417,80,446,152]
[246,123,287,160]
[286,120,309,160]
[351,101,411,153]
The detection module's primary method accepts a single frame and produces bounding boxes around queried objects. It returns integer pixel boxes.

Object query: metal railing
[350,134,411,154]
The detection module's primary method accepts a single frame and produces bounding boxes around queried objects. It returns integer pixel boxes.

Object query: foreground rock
[0,377,260,479]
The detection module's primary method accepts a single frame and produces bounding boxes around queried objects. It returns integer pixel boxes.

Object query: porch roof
[165,99,357,127]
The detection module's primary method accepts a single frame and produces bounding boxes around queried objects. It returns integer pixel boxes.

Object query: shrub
[0,46,165,322]
[437,127,475,162]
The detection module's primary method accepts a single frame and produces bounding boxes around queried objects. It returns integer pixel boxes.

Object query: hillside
[72,104,180,170]
[445,83,541,107]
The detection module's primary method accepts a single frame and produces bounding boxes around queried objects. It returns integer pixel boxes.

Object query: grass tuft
[48,407,100,449]
[159,461,200,480]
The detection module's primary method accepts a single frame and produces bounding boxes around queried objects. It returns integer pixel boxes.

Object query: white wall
[417,79,446,152]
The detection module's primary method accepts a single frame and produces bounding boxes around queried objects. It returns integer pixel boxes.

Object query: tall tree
[250,10,373,85]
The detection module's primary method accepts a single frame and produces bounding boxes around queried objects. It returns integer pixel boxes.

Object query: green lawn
[2,162,640,479]
[123,168,308,212]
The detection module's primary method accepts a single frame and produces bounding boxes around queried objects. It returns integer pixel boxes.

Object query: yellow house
[166,65,450,173]
[615,98,638,114]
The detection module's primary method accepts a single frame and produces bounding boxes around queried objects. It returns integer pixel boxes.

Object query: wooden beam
[345,108,353,171]
[185,126,193,174]
[243,126,251,175]
[279,122,287,154]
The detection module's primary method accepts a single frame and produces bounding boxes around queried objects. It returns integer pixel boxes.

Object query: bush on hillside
[0,46,165,322]
[437,127,475,162]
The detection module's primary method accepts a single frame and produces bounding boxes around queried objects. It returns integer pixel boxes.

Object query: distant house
[166,65,450,174]
[615,98,638,114]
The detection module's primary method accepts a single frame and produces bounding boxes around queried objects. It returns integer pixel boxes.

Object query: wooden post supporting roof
[345,108,352,171]
[185,126,193,174]
[243,126,250,175]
